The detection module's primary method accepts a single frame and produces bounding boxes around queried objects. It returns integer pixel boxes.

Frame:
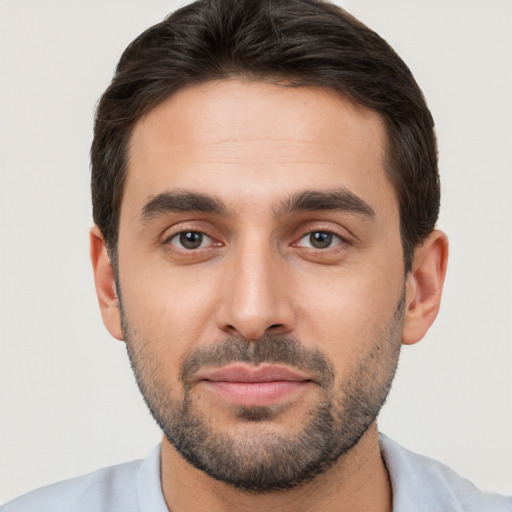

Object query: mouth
[194,364,314,407]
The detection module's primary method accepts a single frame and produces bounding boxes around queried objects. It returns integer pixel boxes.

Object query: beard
[122,296,404,492]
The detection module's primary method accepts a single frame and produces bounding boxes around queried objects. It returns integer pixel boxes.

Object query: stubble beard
[122,297,404,492]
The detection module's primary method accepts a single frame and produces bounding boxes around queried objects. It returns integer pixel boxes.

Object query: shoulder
[0,460,142,512]
[379,433,512,512]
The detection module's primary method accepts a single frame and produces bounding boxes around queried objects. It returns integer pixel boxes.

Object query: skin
[91,79,448,512]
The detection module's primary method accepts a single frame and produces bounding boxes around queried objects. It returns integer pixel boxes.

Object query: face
[116,80,406,490]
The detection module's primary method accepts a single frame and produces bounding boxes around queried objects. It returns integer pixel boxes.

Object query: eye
[169,231,212,250]
[297,231,344,249]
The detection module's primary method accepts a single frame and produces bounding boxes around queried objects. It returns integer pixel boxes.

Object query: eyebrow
[276,189,375,218]
[140,188,375,223]
[140,191,227,223]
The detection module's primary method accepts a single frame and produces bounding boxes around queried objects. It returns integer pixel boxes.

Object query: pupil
[180,231,202,249]
[310,231,332,248]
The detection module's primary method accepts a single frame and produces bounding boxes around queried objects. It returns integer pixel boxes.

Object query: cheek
[118,259,222,351]
[294,260,404,367]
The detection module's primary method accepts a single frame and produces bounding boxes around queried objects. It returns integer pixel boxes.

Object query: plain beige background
[1,0,511,503]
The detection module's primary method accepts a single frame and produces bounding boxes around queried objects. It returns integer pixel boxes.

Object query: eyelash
[295,230,346,250]
[167,231,215,250]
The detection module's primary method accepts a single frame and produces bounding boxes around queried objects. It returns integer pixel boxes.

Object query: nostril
[269,324,283,330]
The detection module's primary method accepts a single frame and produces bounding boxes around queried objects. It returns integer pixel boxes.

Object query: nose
[215,238,296,340]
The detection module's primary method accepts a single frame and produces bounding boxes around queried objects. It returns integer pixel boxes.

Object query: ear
[402,230,449,345]
[90,226,124,341]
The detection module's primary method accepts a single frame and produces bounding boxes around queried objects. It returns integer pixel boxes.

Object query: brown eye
[298,231,343,249]
[310,232,332,248]
[170,231,211,250]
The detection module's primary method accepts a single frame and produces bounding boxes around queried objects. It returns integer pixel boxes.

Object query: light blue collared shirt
[2,435,510,511]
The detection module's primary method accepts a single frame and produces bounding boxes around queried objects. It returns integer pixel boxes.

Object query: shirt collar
[136,444,169,512]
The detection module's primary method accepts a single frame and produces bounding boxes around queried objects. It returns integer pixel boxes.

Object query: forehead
[124,79,396,217]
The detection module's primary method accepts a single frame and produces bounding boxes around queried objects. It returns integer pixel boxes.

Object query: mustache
[179,335,335,388]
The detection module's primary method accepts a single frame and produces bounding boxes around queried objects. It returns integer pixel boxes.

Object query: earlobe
[90,226,124,341]
[402,230,449,345]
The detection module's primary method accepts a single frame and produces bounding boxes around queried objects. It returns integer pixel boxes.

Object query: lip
[195,364,314,407]
[196,364,312,383]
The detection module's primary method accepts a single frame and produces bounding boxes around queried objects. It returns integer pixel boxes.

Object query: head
[90,0,447,493]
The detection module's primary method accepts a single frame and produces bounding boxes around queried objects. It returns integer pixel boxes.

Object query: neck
[160,423,392,512]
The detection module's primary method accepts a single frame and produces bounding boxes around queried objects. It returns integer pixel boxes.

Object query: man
[1,0,510,510]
